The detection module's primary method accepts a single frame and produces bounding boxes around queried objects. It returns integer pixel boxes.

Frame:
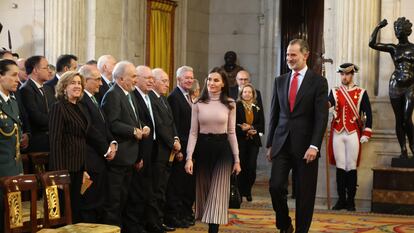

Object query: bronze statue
[369,17,414,158]
[220,51,244,87]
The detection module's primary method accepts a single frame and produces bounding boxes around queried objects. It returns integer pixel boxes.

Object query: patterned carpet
[175,183,414,233]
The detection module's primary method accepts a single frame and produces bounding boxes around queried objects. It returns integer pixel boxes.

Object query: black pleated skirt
[193,133,233,224]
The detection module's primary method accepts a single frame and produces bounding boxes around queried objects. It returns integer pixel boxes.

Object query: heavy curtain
[146,0,177,81]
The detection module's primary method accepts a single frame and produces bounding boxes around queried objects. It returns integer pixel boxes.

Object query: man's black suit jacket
[101,84,141,166]
[266,69,328,159]
[167,87,192,148]
[133,89,155,175]
[79,94,114,172]
[95,77,110,104]
[44,75,58,94]
[19,79,56,152]
[13,85,30,135]
[149,91,178,162]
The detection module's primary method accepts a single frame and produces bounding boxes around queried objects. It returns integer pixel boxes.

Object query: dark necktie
[160,96,168,109]
[39,86,49,112]
[289,72,299,112]
[185,93,192,105]
[91,95,105,121]
[127,94,138,121]
[91,95,99,108]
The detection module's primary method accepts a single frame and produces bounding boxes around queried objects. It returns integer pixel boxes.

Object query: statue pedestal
[371,167,414,215]
[391,157,414,168]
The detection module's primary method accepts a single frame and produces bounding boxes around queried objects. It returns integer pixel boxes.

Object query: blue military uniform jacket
[0,95,23,177]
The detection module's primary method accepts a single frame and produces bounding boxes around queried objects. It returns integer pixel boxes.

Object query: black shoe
[146,224,166,233]
[346,200,356,211]
[332,199,347,210]
[165,217,189,228]
[280,224,294,233]
[136,225,149,233]
[161,223,176,232]
[179,219,191,228]
[185,215,195,226]
[246,195,252,202]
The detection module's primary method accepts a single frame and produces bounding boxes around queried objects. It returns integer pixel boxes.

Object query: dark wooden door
[280,0,324,75]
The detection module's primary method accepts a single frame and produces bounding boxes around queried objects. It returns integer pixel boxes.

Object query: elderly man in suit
[0,59,24,232]
[101,61,147,228]
[78,64,118,223]
[150,68,181,230]
[20,56,56,152]
[96,55,117,104]
[124,65,165,233]
[165,66,195,228]
[266,39,328,233]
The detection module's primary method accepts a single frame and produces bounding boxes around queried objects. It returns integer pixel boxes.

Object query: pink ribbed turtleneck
[186,92,239,162]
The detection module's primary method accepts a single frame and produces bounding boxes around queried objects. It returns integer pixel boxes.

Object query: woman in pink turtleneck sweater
[185,67,241,233]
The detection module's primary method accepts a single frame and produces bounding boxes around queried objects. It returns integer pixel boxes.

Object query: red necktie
[289,72,299,112]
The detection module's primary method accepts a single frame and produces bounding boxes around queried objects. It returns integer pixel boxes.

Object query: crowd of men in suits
[0,49,265,233]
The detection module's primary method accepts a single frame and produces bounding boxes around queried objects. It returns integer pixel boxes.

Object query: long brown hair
[197,67,233,110]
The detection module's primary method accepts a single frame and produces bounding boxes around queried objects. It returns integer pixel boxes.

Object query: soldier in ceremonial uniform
[328,63,372,211]
[0,59,23,232]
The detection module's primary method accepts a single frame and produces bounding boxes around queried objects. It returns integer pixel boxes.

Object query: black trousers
[165,142,195,219]
[269,137,318,233]
[237,139,259,196]
[102,165,132,227]
[151,148,172,222]
[123,143,159,232]
[80,170,108,223]
[69,171,83,224]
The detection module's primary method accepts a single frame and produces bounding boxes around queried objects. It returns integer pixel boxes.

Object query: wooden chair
[39,170,71,228]
[1,174,38,233]
[39,170,120,232]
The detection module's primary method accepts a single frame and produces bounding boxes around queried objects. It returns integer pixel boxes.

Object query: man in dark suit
[96,55,117,104]
[0,59,24,232]
[123,65,160,233]
[126,65,175,233]
[20,56,56,152]
[150,68,181,231]
[266,39,328,233]
[166,66,195,228]
[101,61,146,228]
[78,64,118,223]
[44,54,78,94]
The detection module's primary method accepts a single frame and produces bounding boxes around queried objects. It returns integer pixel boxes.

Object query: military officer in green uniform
[0,59,23,232]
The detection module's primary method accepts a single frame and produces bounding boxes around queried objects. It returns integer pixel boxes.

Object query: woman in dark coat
[49,71,115,223]
[236,83,264,202]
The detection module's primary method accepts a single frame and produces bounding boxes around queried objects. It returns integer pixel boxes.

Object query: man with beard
[266,39,328,233]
